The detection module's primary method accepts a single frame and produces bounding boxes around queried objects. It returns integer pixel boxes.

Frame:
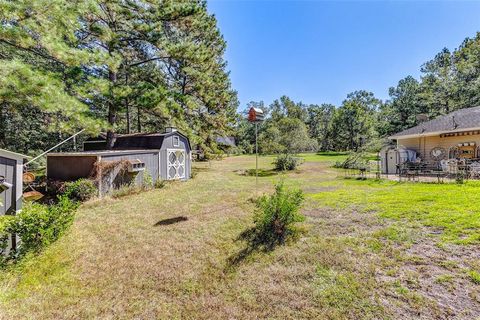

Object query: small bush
[143,170,153,189]
[273,154,301,171]
[63,179,97,202]
[333,152,368,169]
[154,179,166,189]
[0,215,15,266]
[0,196,79,267]
[254,182,305,244]
[14,196,78,255]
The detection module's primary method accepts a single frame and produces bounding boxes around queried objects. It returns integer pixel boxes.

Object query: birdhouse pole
[248,107,265,187]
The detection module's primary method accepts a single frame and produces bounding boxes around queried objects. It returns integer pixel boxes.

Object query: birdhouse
[248,107,264,123]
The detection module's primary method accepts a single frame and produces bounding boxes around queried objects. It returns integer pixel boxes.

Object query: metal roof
[0,148,31,161]
[216,136,236,147]
[389,106,480,139]
[48,149,160,157]
[85,130,191,150]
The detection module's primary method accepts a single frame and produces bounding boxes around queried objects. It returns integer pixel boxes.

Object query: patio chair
[446,159,458,177]
[440,159,449,172]
[470,162,480,179]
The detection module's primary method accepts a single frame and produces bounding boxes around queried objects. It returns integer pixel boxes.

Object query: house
[47,128,192,195]
[0,148,30,252]
[382,106,480,173]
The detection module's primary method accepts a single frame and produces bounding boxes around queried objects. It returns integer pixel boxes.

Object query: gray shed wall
[47,151,161,196]
[0,156,16,215]
[101,151,160,189]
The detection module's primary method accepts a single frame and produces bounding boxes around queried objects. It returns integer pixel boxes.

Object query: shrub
[0,215,15,266]
[63,179,97,202]
[143,170,154,189]
[14,196,78,255]
[254,182,305,244]
[273,154,301,171]
[154,179,166,189]
[333,152,368,169]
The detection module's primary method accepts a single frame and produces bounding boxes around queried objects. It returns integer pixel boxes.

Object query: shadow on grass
[225,227,283,272]
[154,216,188,226]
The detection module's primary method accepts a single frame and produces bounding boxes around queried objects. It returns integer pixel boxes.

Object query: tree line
[234,32,480,154]
[0,0,237,158]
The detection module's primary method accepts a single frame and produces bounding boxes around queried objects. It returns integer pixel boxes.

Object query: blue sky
[207,1,480,110]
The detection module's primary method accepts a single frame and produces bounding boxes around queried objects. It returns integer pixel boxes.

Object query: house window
[173,136,180,147]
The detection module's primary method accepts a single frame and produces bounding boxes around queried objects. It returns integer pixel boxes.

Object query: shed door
[167,149,186,180]
[0,156,16,215]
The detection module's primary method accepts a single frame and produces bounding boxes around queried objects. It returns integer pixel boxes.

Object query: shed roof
[85,130,191,150]
[389,106,480,139]
[48,149,160,157]
[0,148,31,161]
[216,136,236,147]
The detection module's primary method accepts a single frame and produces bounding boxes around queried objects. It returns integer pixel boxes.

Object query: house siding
[397,134,480,163]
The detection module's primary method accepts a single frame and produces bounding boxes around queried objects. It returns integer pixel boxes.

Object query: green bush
[63,179,97,202]
[254,182,305,244]
[14,196,78,255]
[143,170,153,189]
[0,196,78,266]
[0,215,15,266]
[154,179,166,189]
[333,152,368,169]
[273,154,301,171]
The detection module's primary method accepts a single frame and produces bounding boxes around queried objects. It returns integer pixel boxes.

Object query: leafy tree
[332,91,379,151]
[377,76,421,136]
[307,104,335,151]
[0,0,237,157]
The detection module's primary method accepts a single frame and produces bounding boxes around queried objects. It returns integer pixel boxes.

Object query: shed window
[173,136,180,147]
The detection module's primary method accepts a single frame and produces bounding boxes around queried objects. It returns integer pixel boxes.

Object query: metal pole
[255,122,258,186]
[24,129,85,166]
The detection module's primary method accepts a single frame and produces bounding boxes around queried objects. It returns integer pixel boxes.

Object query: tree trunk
[125,71,130,134]
[106,69,117,149]
[137,106,141,132]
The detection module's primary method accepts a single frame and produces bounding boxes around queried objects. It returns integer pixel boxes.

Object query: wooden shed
[47,129,192,195]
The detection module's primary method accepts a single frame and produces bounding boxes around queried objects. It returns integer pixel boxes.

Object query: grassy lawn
[0,153,479,319]
[313,179,480,244]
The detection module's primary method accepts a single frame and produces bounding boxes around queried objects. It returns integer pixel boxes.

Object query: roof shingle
[390,106,480,138]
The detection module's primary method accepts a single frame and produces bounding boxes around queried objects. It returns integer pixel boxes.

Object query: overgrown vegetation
[273,153,301,171]
[0,196,78,267]
[63,179,97,202]
[253,182,305,244]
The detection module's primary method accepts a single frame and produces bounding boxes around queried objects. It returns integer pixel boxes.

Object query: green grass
[298,151,349,163]
[312,178,480,244]
[1,155,479,319]
[468,270,480,284]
